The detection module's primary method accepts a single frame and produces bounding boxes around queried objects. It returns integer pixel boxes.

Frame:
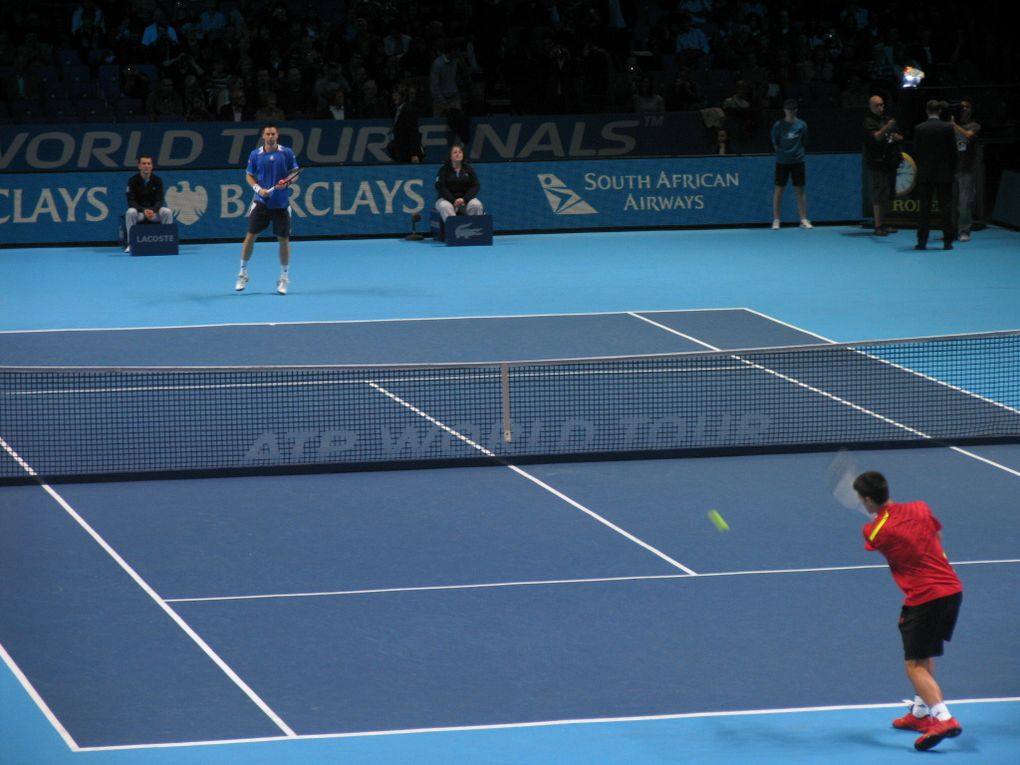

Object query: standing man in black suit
[912,100,957,250]
[386,85,424,164]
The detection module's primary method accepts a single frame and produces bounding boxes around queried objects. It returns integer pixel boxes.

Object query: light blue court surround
[2,225,1019,340]
[2,226,1019,764]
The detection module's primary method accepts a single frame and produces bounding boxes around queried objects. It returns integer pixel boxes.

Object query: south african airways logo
[164,182,208,225]
[537,174,597,215]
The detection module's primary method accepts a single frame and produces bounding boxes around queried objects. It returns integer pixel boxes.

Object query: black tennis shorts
[899,592,962,660]
[775,162,806,187]
[247,202,291,238]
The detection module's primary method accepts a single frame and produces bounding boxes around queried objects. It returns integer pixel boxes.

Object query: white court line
[631,311,1020,480]
[165,558,1020,604]
[0,307,749,335]
[73,696,1020,752]
[368,382,698,575]
[0,640,80,751]
[0,435,297,743]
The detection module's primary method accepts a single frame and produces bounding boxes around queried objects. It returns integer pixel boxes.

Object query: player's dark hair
[138,155,153,163]
[261,123,278,135]
[853,471,889,505]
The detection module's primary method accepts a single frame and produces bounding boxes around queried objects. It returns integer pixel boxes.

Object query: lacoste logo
[164,182,208,226]
[454,223,484,239]
[537,174,597,214]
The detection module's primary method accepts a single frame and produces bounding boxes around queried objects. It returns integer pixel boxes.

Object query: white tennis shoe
[235,271,249,291]
[771,219,781,230]
[276,275,288,295]
[799,219,814,229]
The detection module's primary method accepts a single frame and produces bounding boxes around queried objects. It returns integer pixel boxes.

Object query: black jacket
[126,173,166,211]
[387,103,424,162]
[435,162,480,203]
[912,117,956,184]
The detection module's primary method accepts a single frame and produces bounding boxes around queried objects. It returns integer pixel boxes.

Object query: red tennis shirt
[862,500,963,606]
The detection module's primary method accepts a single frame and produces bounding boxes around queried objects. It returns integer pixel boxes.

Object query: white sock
[239,260,248,272]
[929,702,951,721]
[911,696,929,717]
[280,265,289,278]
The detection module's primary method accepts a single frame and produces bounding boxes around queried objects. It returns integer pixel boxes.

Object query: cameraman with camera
[951,99,981,242]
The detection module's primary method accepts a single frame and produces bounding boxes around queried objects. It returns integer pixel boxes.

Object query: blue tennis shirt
[246,145,299,209]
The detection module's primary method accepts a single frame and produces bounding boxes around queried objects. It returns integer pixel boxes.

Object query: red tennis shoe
[892,711,933,732]
[914,717,962,751]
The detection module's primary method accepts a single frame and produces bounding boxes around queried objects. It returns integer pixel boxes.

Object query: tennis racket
[273,166,301,189]
[826,449,869,516]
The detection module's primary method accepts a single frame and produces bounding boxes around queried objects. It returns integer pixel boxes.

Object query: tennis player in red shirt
[854,470,963,751]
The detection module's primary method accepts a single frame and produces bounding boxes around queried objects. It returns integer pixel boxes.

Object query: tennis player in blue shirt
[236,124,299,295]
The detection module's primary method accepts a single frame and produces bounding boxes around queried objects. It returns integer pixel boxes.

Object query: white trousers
[125,207,173,240]
[435,198,483,222]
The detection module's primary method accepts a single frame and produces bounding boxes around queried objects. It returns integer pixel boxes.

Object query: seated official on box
[434,143,484,222]
[125,155,173,252]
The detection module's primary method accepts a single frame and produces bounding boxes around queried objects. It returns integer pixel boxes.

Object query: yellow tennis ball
[707,509,730,532]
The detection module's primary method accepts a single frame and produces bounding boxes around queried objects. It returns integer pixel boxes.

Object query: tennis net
[2,330,1018,482]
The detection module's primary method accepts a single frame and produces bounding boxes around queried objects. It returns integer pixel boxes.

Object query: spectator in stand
[278,66,315,117]
[142,9,178,47]
[675,13,710,70]
[199,0,227,40]
[146,76,185,120]
[383,22,411,58]
[121,65,151,101]
[314,61,350,107]
[709,127,732,154]
[217,87,253,121]
[71,0,105,35]
[633,74,665,114]
[255,89,286,121]
[316,86,349,120]
[5,55,41,102]
[666,65,703,111]
[186,92,213,120]
[430,39,462,117]
[358,79,390,118]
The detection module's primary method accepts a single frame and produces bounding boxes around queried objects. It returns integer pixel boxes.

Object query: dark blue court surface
[2,229,1020,764]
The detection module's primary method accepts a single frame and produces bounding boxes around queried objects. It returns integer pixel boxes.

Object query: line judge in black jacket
[124,155,173,252]
[434,143,483,222]
[912,100,957,250]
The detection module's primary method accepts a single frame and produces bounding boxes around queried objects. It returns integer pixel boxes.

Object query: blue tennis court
[2,227,1020,764]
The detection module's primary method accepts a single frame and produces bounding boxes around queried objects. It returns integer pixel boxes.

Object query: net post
[501,363,512,443]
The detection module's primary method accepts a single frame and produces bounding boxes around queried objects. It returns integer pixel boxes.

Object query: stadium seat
[29,63,58,87]
[56,49,81,67]
[114,97,146,121]
[69,81,101,99]
[45,98,78,121]
[98,64,121,99]
[11,100,46,124]
[128,63,158,85]
[77,98,112,121]
[61,63,91,85]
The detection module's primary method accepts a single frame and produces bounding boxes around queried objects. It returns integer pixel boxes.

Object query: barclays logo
[165,181,208,225]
